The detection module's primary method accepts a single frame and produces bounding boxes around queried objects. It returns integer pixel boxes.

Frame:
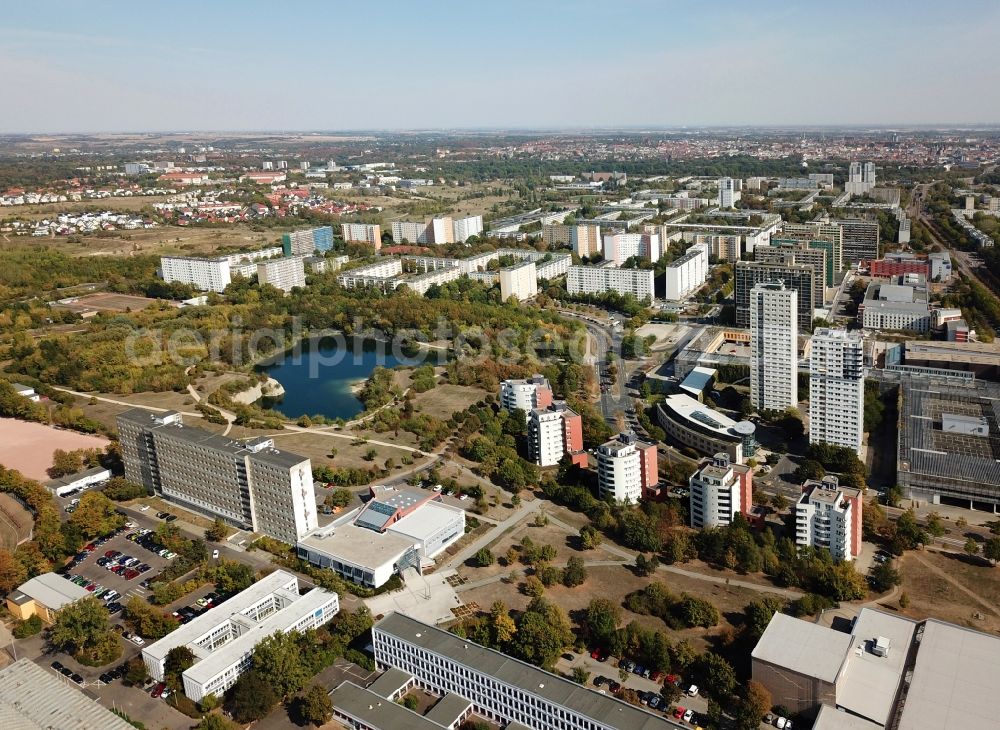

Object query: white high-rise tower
[809,328,865,453]
[750,281,798,412]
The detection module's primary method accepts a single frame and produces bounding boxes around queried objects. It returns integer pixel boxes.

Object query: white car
[687,684,699,697]
[130,635,145,646]
[776,718,788,729]
[138,505,149,512]
[458,494,469,501]
[212,549,219,559]
[683,709,694,723]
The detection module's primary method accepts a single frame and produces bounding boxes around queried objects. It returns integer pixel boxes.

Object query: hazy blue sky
[2,0,999,132]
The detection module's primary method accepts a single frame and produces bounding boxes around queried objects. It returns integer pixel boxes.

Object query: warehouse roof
[0,658,134,730]
[751,612,851,684]
[8,572,88,611]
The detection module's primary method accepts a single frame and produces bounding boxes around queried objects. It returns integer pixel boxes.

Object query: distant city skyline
[2,0,999,133]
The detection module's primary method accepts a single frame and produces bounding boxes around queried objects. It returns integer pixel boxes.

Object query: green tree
[475,548,495,567]
[164,646,196,691]
[511,598,573,669]
[743,596,785,642]
[586,598,621,647]
[195,714,236,730]
[562,556,587,587]
[49,595,120,665]
[296,684,334,727]
[226,670,277,723]
[326,488,353,509]
[984,536,1000,565]
[124,657,148,686]
[964,537,980,558]
[579,525,602,550]
[571,666,591,685]
[695,652,737,699]
[252,631,311,698]
[123,596,179,640]
[205,518,232,542]
[634,553,659,576]
[675,594,720,628]
[0,549,27,593]
[523,575,545,597]
[68,491,124,538]
[490,600,517,646]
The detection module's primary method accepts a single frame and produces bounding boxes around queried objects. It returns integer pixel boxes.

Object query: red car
[84,543,97,552]
[650,670,664,683]
[590,648,608,662]
[151,682,166,698]
[666,674,682,687]
[673,706,687,720]
[124,569,139,580]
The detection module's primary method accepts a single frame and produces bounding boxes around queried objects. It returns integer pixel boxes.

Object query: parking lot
[60,526,176,617]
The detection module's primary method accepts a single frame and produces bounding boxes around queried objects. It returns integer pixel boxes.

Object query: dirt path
[906,551,1000,619]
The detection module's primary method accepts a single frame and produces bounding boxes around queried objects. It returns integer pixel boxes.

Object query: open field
[52,291,162,314]
[0,493,33,549]
[410,383,486,420]
[262,429,429,473]
[896,549,1000,635]
[0,417,109,480]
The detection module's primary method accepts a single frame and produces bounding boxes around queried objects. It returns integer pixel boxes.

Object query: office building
[756,244,828,303]
[566,265,655,301]
[718,176,741,208]
[372,612,679,730]
[663,247,708,301]
[833,217,880,263]
[297,486,465,588]
[499,260,538,301]
[5,572,88,623]
[117,409,317,545]
[499,375,553,415]
[735,260,816,331]
[0,658,135,730]
[602,232,661,265]
[752,607,1000,728]
[528,402,585,467]
[452,215,483,243]
[750,282,799,412]
[142,571,339,701]
[257,256,306,293]
[866,252,929,278]
[928,251,953,280]
[596,432,658,503]
[898,214,911,244]
[281,226,334,256]
[688,453,753,528]
[845,161,876,196]
[860,275,931,332]
[341,222,382,248]
[330,679,474,730]
[795,475,862,560]
[655,393,756,464]
[809,328,865,453]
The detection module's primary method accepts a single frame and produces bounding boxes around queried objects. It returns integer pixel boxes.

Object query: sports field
[53,291,162,313]
[0,417,109,481]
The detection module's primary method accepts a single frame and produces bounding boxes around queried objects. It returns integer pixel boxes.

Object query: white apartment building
[117,409,317,545]
[596,432,656,504]
[341,222,382,247]
[566,265,655,301]
[372,612,678,730]
[928,251,953,280]
[529,408,569,467]
[719,177,741,208]
[688,453,752,528]
[499,260,538,301]
[846,161,876,196]
[663,246,708,301]
[391,220,432,244]
[142,571,339,701]
[160,256,231,293]
[795,476,862,560]
[809,328,865,454]
[257,256,306,293]
[431,217,454,244]
[602,232,661,265]
[452,215,483,243]
[499,375,553,416]
[749,281,798,412]
[692,233,742,261]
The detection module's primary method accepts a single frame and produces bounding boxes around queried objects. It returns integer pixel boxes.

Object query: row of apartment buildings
[390,215,483,245]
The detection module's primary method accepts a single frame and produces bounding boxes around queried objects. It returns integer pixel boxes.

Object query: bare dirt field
[410,383,487,420]
[263,429,429,473]
[52,291,162,314]
[0,418,109,481]
[896,549,1000,635]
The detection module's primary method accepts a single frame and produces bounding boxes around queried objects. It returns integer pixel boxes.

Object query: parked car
[683,709,695,722]
[687,684,699,697]
[71,673,84,685]
[151,682,166,698]
[130,634,145,646]
[673,707,686,720]
[648,696,662,710]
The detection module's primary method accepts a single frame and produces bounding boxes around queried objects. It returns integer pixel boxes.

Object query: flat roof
[143,570,298,662]
[812,705,882,730]
[388,501,465,544]
[45,465,111,489]
[751,612,851,684]
[375,612,678,730]
[424,693,473,727]
[298,520,415,571]
[184,587,337,685]
[331,681,448,730]
[13,572,89,611]
[659,394,743,442]
[366,667,413,699]
[0,658,135,730]
[898,619,1000,730]
[679,366,716,396]
[836,609,916,725]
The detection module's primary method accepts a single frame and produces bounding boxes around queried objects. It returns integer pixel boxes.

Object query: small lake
[255,339,405,420]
